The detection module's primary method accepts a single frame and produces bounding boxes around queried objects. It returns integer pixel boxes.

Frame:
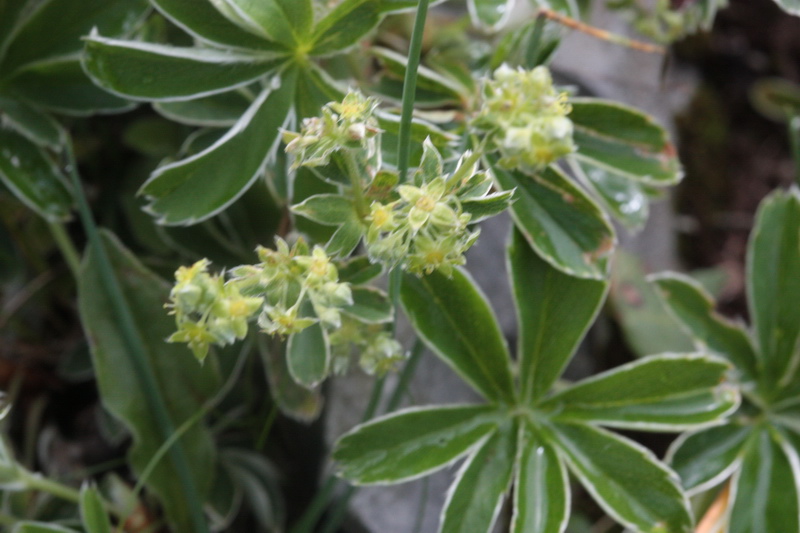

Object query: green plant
[652,186,800,532]
[1,0,799,532]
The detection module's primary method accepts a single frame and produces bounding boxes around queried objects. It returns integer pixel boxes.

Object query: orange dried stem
[695,481,731,533]
[537,8,666,55]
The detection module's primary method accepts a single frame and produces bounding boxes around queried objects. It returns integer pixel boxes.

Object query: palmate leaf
[310,0,393,57]
[652,272,758,380]
[569,98,682,186]
[336,232,733,533]
[512,422,569,533]
[210,0,312,45]
[440,420,517,533]
[0,128,73,221]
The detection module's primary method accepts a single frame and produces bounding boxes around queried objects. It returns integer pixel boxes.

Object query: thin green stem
[342,149,369,218]
[47,221,80,279]
[23,471,81,503]
[387,339,424,412]
[397,0,431,183]
[256,403,279,451]
[789,115,800,186]
[63,142,209,533]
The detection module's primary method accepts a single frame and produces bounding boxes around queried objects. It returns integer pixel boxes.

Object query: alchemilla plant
[0,0,799,532]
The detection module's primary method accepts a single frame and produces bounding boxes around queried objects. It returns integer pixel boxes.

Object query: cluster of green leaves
[652,187,800,532]
[334,228,739,533]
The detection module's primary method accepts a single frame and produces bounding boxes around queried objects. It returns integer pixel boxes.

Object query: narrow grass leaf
[78,232,219,530]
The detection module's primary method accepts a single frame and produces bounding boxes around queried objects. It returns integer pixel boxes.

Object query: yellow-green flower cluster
[328,317,405,376]
[283,90,381,170]
[167,259,263,362]
[473,65,576,169]
[365,141,480,277]
[228,238,352,336]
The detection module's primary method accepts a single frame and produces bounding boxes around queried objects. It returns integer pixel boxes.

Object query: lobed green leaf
[666,422,751,493]
[746,187,800,391]
[310,0,383,56]
[140,72,296,225]
[440,420,517,533]
[652,272,759,380]
[511,422,570,533]
[0,128,72,221]
[333,405,505,485]
[542,353,739,430]
[548,422,693,533]
[570,98,682,186]
[83,36,285,102]
[491,159,615,279]
[508,227,607,403]
[400,268,515,403]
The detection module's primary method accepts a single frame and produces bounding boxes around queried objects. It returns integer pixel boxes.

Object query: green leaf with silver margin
[467,0,514,32]
[286,321,330,388]
[259,337,322,422]
[541,353,739,430]
[729,428,800,533]
[0,97,63,150]
[666,422,751,493]
[151,0,279,50]
[400,268,515,403]
[569,98,683,186]
[512,422,570,533]
[772,0,800,16]
[440,420,516,533]
[334,405,505,484]
[310,0,385,56]
[491,158,615,279]
[83,35,285,102]
[0,128,72,221]
[140,70,296,225]
[746,187,800,391]
[342,287,393,324]
[80,484,113,533]
[508,227,607,403]
[651,272,759,380]
[547,422,693,533]
[154,89,253,127]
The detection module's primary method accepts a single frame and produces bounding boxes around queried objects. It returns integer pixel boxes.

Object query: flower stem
[23,471,81,503]
[397,0,431,183]
[63,142,209,533]
[47,221,80,279]
[342,149,369,218]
